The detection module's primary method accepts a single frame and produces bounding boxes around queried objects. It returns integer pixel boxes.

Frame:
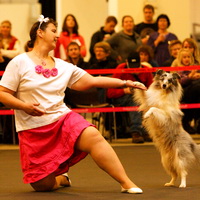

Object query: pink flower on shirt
[35,65,43,74]
[42,68,51,78]
[51,68,58,76]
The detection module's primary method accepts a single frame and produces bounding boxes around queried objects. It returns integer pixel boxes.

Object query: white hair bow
[38,15,49,29]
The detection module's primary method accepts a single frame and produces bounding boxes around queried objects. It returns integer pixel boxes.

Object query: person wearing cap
[107,52,153,143]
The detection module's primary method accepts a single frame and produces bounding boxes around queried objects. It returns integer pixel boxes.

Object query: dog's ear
[156,69,165,76]
[172,73,181,80]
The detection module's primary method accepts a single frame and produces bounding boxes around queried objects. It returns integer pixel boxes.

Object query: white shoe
[62,173,72,186]
[121,186,143,194]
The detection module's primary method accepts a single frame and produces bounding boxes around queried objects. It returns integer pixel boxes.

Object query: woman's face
[181,52,192,66]
[66,16,75,28]
[42,23,58,50]
[0,22,11,37]
[183,41,194,54]
[158,18,168,30]
[139,52,149,62]
[122,16,134,32]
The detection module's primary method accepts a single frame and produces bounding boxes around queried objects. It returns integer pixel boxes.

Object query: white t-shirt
[0,53,87,132]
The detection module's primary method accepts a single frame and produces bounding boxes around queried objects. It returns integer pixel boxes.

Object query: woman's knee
[76,126,105,152]
[30,173,56,192]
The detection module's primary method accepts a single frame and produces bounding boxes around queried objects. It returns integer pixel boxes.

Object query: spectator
[89,41,117,70]
[163,40,182,66]
[171,38,200,67]
[135,4,157,44]
[89,16,118,64]
[137,44,158,68]
[89,41,118,104]
[107,52,153,143]
[147,14,178,66]
[54,14,86,60]
[66,41,89,70]
[173,48,200,134]
[106,15,142,63]
[0,20,20,71]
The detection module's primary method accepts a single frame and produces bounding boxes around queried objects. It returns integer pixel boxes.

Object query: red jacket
[107,63,153,99]
[54,32,86,58]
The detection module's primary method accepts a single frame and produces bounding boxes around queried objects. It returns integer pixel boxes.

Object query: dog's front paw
[144,107,156,118]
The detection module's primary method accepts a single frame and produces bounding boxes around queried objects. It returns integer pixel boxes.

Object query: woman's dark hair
[62,14,79,35]
[137,45,154,61]
[27,18,57,48]
[156,14,171,28]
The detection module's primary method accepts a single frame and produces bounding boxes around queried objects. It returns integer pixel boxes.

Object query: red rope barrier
[0,103,200,115]
[85,65,200,74]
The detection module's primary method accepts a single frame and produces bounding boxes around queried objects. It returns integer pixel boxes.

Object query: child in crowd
[175,48,200,134]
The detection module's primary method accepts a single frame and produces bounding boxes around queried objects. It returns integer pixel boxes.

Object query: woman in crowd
[106,15,142,63]
[0,20,20,71]
[54,14,86,60]
[147,14,178,66]
[172,39,200,134]
[0,15,145,194]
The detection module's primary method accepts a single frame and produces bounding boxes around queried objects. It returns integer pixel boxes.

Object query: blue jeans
[110,94,143,135]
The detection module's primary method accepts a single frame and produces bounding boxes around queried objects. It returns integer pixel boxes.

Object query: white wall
[109,0,192,41]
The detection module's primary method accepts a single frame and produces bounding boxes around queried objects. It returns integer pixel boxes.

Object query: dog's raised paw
[144,107,156,118]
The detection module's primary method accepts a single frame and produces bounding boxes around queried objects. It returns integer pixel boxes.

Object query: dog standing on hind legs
[134,69,200,188]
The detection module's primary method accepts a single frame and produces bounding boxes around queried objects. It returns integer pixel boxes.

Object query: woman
[172,38,200,67]
[54,14,86,60]
[172,39,200,134]
[0,20,20,71]
[106,15,142,63]
[147,14,178,66]
[0,15,145,193]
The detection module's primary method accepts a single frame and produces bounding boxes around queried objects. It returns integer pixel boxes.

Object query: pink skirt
[18,111,94,184]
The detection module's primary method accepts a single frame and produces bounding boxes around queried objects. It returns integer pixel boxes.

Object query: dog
[134,69,200,188]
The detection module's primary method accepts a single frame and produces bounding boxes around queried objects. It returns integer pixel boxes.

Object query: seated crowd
[1,3,200,144]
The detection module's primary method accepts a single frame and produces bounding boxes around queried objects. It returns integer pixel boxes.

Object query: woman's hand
[125,80,147,90]
[23,103,45,116]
